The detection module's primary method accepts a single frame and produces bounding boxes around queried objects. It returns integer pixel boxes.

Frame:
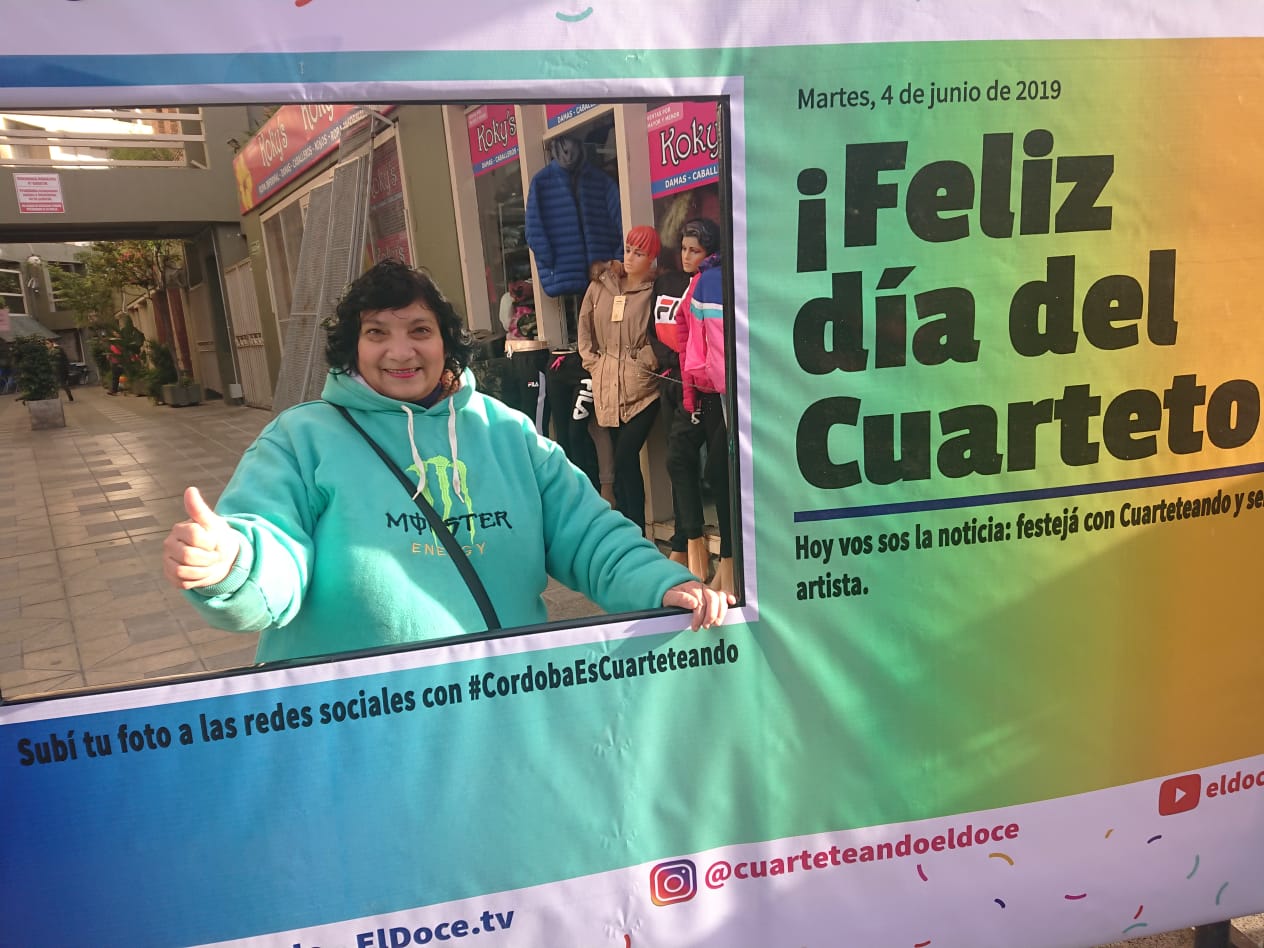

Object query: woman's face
[624,242,655,283]
[680,236,708,274]
[356,302,447,401]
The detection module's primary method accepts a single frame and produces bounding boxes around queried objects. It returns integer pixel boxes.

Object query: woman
[163,259,730,663]
[577,225,663,533]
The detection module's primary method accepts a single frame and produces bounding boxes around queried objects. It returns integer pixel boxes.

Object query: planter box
[28,397,66,430]
[162,383,203,407]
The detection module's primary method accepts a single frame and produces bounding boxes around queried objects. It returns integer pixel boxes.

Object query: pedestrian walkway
[0,386,1258,948]
[0,385,269,699]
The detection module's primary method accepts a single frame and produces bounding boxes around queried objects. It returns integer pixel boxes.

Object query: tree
[50,239,192,372]
[13,336,59,402]
[50,254,119,333]
[115,314,147,381]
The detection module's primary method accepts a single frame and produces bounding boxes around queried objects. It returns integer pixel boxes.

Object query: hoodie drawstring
[400,403,464,504]
[448,407,463,501]
[401,404,427,500]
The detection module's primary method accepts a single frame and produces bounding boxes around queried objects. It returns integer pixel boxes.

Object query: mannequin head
[550,135,583,171]
[680,217,721,275]
[623,225,661,283]
[680,236,707,274]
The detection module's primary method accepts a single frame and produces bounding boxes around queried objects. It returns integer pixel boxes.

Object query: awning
[0,314,58,343]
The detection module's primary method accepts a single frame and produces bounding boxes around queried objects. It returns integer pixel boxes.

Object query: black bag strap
[327,401,502,632]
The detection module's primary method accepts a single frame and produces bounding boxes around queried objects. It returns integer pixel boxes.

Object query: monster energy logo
[406,455,475,539]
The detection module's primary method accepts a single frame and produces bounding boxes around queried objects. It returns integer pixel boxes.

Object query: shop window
[367,137,410,265]
[261,198,307,334]
[0,262,23,313]
[466,104,529,317]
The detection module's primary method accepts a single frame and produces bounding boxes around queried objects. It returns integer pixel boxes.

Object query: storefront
[443,98,728,534]
[445,100,724,338]
[237,97,728,544]
[234,104,464,408]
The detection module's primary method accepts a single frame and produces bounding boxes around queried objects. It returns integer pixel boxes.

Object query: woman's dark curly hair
[324,258,474,375]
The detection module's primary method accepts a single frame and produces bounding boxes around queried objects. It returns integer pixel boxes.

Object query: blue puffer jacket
[525,160,623,296]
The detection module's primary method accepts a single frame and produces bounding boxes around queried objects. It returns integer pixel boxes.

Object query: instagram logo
[649,859,698,906]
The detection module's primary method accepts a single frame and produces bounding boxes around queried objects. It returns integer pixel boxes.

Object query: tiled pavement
[0,385,1257,947]
[0,385,269,700]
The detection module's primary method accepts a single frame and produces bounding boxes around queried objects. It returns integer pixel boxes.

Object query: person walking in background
[106,339,123,395]
[50,341,74,402]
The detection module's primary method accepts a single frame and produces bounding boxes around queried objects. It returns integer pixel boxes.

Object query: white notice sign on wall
[13,173,65,213]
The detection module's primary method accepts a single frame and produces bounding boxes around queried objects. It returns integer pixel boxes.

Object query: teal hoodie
[188,369,694,662]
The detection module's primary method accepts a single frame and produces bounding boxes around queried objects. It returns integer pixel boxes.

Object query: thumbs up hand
[163,487,242,590]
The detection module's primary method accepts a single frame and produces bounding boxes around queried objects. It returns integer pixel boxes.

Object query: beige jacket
[577,261,660,427]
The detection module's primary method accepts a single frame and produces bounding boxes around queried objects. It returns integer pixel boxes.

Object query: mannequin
[578,225,662,533]
[664,219,734,593]
[649,218,706,572]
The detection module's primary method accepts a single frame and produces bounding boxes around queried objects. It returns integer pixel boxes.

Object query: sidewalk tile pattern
[0,386,267,699]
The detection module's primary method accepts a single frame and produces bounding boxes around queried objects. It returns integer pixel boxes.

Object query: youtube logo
[1158,773,1202,816]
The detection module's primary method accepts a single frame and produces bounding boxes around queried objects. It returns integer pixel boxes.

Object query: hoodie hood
[322,367,477,506]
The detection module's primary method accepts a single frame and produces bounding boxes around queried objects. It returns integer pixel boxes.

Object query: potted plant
[179,373,203,405]
[143,368,166,404]
[163,374,203,407]
[142,342,178,405]
[13,335,65,429]
[162,377,188,406]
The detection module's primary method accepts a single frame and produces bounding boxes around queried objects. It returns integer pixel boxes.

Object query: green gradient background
[738,38,1264,842]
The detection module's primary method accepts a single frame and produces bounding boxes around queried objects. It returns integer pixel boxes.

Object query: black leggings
[547,352,599,489]
[504,348,549,434]
[657,383,688,553]
[608,401,660,532]
[666,392,732,557]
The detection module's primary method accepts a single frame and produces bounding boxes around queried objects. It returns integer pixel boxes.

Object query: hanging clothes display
[524,135,623,297]
[499,278,550,434]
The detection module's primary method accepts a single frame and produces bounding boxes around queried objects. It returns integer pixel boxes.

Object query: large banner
[2,5,1263,947]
